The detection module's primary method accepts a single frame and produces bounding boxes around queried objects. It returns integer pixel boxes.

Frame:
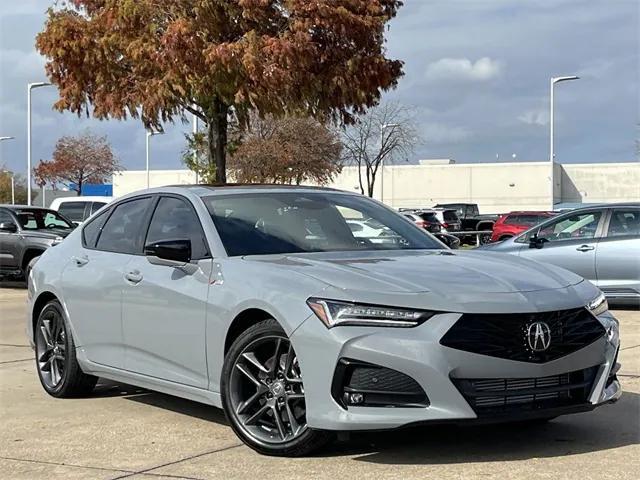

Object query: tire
[34,300,97,398]
[221,318,333,456]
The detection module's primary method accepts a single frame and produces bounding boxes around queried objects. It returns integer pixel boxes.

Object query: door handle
[124,270,143,284]
[576,245,595,252]
[72,255,89,266]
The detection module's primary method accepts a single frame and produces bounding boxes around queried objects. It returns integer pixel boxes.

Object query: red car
[490,211,556,242]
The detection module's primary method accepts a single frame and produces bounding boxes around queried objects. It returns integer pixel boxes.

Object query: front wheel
[221,319,332,456]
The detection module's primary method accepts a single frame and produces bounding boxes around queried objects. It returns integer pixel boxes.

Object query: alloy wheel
[35,309,66,389]
[229,335,307,444]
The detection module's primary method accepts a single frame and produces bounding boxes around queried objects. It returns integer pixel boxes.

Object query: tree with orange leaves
[33,131,121,195]
[36,0,404,183]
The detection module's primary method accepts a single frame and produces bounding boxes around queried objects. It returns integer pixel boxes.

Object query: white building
[113,160,639,213]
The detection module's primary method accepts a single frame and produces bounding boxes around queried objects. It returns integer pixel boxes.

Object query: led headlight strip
[587,292,608,316]
[306,298,434,328]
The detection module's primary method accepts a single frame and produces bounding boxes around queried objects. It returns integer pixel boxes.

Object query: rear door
[519,209,605,282]
[121,195,211,387]
[61,196,154,368]
[595,207,640,294]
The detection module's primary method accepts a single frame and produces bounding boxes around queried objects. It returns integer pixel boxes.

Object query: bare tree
[341,102,420,197]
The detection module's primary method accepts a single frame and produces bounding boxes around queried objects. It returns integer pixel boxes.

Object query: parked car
[479,203,640,305]
[0,205,75,279]
[432,208,462,232]
[401,208,461,233]
[49,196,113,225]
[401,210,442,233]
[490,211,556,242]
[433,203,499,231]
[28,186,620,456]
[433,232,460,249]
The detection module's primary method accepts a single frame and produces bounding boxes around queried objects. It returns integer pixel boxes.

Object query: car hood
[244,249,584,295]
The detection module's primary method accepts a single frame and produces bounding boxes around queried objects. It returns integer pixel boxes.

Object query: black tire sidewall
[35,301,71,396]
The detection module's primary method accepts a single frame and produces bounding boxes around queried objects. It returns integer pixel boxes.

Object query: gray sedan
[479,203,640,305]
[27,186,621,456]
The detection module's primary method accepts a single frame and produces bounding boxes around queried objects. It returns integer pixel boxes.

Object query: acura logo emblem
[527,321,551,352]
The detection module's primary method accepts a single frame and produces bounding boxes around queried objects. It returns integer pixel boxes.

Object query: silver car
[27,186,621,456]
[479,203,640,306]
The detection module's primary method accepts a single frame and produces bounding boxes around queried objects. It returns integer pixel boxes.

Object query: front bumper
[291,311,621,431]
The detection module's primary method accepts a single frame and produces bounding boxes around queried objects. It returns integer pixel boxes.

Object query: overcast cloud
[0,0,637,178]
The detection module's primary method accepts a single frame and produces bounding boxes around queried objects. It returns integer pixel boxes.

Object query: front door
[519,209,605,283]
[0,209,20,271]
[122,195,211,388]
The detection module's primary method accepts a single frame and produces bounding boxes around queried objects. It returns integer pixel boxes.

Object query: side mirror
[0,222,18,233]
[529,235,548,249]
[144,239,191,267]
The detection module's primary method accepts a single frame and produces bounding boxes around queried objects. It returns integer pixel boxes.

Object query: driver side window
[537,211,602,242]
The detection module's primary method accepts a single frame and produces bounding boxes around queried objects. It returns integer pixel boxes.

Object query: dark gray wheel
[221,319,332,456]
[35,300,97,397]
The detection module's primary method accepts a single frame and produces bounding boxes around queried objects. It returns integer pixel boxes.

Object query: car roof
[503,211,556,215]
[162,184,345,196]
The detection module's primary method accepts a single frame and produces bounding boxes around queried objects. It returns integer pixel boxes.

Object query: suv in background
[0,205,75,279]
[49,196,112,225]
[401,210,441,233]
[490,211,556,242]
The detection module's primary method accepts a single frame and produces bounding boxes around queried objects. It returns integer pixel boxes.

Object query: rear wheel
[34,300,97,397]
[221,319,332,456]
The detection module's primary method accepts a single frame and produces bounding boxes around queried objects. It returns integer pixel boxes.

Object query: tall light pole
[27,82,52,205]
[192,113,199,184]
[380,123,399,203]
[549,75,579,210]
[145,130,164,188]
[1,137,16,204]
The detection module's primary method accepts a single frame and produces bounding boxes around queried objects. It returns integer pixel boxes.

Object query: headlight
[587,292,608,316]
[51,236,64,246]
[306,298,434,328]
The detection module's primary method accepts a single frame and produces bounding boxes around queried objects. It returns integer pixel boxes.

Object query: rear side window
[82,209,109,248]
[145,196,210,259]
[90,202,107,215]
[607,209,640,237]
[96,197,153,254]
[58,202,87,223]
[418,212,439,223]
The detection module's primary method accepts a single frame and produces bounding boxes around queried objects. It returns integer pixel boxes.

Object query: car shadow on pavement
[326,392,639,464]
[93,379,229,425]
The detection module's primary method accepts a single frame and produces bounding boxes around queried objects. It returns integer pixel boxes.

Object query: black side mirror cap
[144,239,191,264]
[0,222,18,233]
[529,235,547,249]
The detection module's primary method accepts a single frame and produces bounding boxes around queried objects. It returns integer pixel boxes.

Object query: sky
[0,0,638,180]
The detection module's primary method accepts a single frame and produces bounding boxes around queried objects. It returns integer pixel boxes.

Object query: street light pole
[192,113,199,184]
[27,82,51,205]
[379,123,399,204]
[549,75,579,210]
[145,130,164,189]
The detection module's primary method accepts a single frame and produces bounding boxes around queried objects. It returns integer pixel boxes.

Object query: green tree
[0,169,30,205]
[37,0,404,183]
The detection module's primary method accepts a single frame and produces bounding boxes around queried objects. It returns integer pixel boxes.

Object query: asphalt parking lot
[1,285,638,480]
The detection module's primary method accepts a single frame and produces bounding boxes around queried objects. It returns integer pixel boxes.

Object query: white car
[49,196,113,225]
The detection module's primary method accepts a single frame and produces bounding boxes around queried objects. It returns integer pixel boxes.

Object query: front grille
[440,308,605,363]
[453,366,598,416]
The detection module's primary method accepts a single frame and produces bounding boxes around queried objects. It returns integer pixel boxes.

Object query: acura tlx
[27,185,621,456]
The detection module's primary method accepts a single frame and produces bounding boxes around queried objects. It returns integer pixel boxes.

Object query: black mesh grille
[348,366,423,393]
[440,308,605,363]
[453,366,598,416]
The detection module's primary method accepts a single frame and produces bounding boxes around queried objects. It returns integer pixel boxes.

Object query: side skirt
[76,349,222,408]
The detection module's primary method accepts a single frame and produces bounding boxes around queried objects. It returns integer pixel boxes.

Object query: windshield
[203,192,442,256]
[13,209,74,231]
